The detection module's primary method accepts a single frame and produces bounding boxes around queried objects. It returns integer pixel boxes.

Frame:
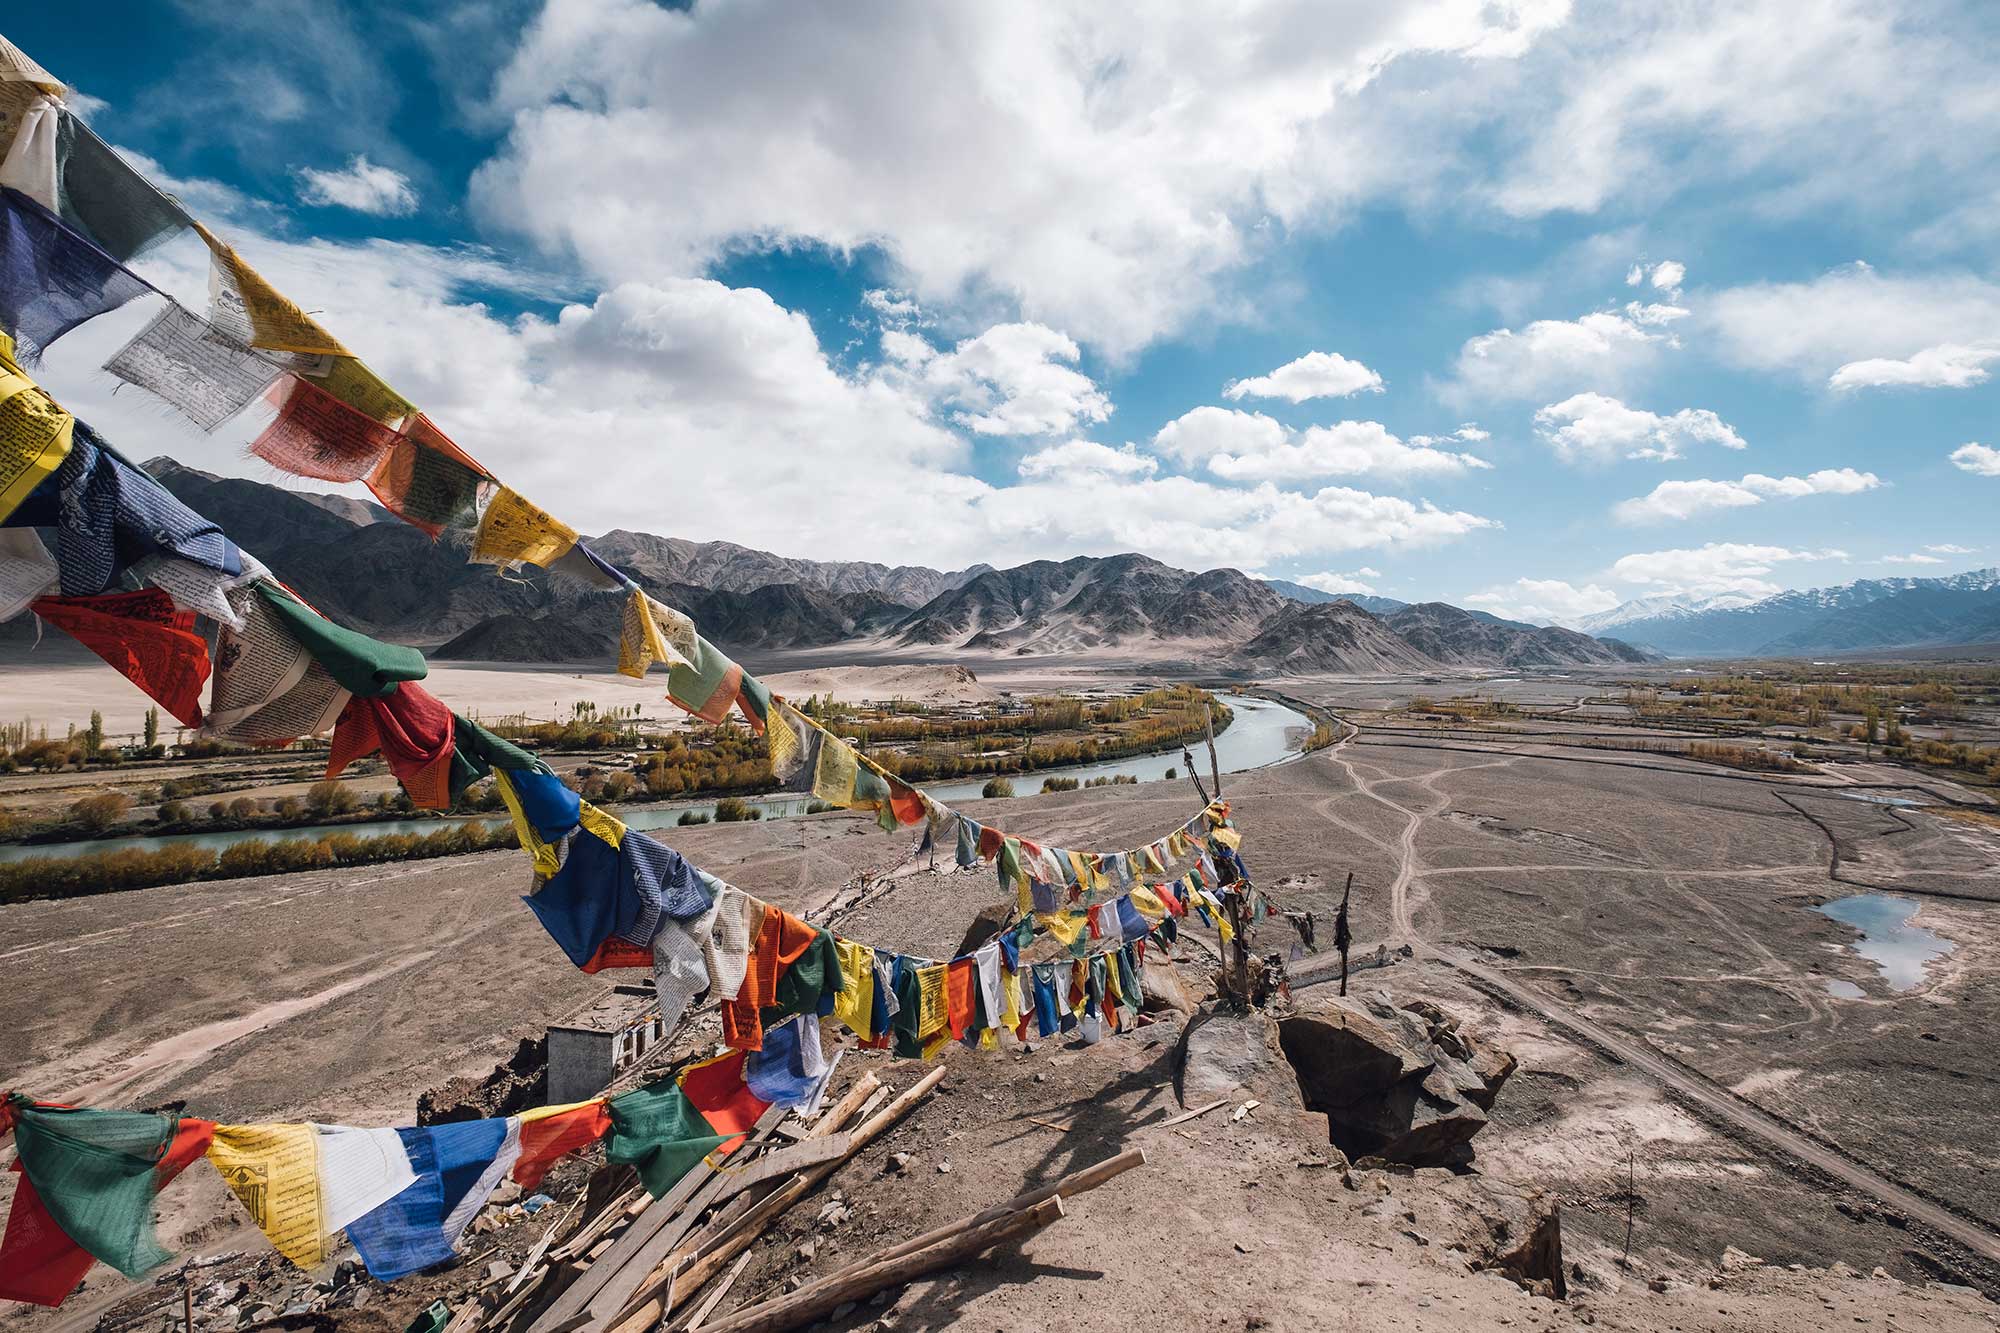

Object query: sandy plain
[1,662,1997,1331]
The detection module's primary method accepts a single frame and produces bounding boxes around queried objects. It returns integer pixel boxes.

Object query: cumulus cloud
[1289,570,1382,596]
[1700,263,2000,383]
[1613,468,1880,522]
[1463,578,1620,627]
[1881,553,1944,566]
[1927,543,1976,555]
[1951,442,2000,476]
[1224,351,1383,402]
[1829,342,2000,391]
[1152,409,1490,482]
[1017,440,1156,480]
[471,0,1572,358]
[1534,392,1744,462]
[1447,311,1668,403]
[884,322,1111,436]
[294,154,419,216]
[1609,543,1844,598]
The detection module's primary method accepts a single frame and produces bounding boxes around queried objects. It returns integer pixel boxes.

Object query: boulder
[1278,992,1516,1167]
[1435,1175,1566,1298]
[1175,1003,1329,1142]
[1139,956,1204,1017]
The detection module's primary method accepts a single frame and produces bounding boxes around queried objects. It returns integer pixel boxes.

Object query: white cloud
[1609,543,1844,598]
[1951,442,2000,477]
[1152,410,1490,482]
[1622,300,1689,327]
[1881,553,1944,566]
[1829,342,2000,392]
[1648,260,1685,293]
[1613,468,1880,522]
[1410,423,1489,446]
[1224,351,1383,402]
[1534,392,1744,463]
[1151,407,1287,467]
[294,154,419,216]
[1464,578,1620,627]
[1448,311,1667,403]
[1290,570,1381,596]
[1927,543,1976,555]
[471,0,1572,358]
[1701,264,2000,382]
[884,322,1110,436]
[1017,440,1156,480]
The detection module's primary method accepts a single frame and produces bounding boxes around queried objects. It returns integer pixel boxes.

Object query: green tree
[85,710,104,756]
[143,707,159,750]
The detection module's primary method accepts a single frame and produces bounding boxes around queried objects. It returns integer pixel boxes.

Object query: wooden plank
[698,1198,1066,1333]
[706,1134,851,1204]
[1152,1097,1228,1129]
[677,1250,754,1332]
[528,1106,787,1333]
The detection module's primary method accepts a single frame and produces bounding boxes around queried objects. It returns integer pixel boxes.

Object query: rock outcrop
[1175,1004,1331,1145]
[1277,993,1517,1167]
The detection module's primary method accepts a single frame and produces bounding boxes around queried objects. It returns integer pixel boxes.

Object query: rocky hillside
[1383,602,1654,668]
[0,463,1648,672]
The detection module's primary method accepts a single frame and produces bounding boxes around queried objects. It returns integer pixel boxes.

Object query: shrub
[228,797,260,819]
[603,771,638,801]
[208,801,229,820]
[1164,767,1177,780]
[158,800,190,823]
[1040,776,1080,793]
[305,779,357,816]
[70,792,132,833]
[714,797,760,822]
[273,796,302,818]
[981,777,1015,798]
[678,811,711,826]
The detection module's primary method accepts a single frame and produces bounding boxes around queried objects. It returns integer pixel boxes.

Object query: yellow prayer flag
[312,356,413,426]
[1128,886,1168,920]
[832,939,875,1040]
[195,223,350,357]
[1211,826,1243,851]
[1105,956,1124,1009]
[915,964,949,1041]
[978,1028,998,1051]
[766,699,809,780]
[0,333,73,523]
[1167,829,1188,859]
[999,966,1023,1033]
[472,486,578,568]
[811,731,860,806]
[1036,911,1087,948]
[579,801,625,850]
[518,1098,604,1124]
[618,589,697,678]
[493,769,560,879]
[207,1124,328,1269]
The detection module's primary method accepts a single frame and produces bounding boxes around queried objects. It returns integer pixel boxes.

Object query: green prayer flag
[763,927,843,1027]
[12,1105,183,1278]
[257,585,426,698]
[447,712,543,795]
[604,1083,728,1198]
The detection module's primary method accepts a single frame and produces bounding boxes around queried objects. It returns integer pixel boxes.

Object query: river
[0,694,1311,865]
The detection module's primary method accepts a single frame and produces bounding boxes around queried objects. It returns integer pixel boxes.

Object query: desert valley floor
[2,663,1997,1332]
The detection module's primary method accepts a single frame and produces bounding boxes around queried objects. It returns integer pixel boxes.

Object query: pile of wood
[444,1066,1145,1333]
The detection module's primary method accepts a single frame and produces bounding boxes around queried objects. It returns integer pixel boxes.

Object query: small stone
[886,1152,912,1175]
[1649,1277,1670,1293]
[936,1159,951,1174]
[1233,1242,1251,1254]
[796,1239,817,1263]
[349,1290,372,1311]
[485,1260,514,1282]
[832,1302,857,1319]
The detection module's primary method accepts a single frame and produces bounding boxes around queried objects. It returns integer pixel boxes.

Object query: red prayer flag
[678,1051,770,1155]
[945,958,977,1041]
[250,374,400,483]
[326,684,455,809]
[31,590,208,726]
[513,1102,611,1191]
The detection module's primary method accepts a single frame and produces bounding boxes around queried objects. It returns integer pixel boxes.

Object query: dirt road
[1309,713,2000,1267]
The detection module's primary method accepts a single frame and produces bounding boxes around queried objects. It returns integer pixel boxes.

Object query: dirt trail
[1311,712,2000,1268]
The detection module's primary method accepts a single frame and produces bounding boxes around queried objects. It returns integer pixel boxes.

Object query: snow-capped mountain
[1603,568,2000,657]
[1572,592,1758,634]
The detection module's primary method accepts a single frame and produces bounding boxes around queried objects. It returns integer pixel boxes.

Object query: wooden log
[697,1196,1066,1333]
[706,1134,851,1204]
[606,1068,944,1333]
[820,1147,1144,1279]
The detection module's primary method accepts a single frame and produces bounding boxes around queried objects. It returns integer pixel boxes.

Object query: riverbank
[0,695,1308,896]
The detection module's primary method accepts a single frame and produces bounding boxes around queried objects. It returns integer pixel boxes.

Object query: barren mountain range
[1,462,1653,675]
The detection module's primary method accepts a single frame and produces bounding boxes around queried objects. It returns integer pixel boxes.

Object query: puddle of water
[1816,893,1955,991]
[1823,979,1865,1000]
[1840,792,1921,808]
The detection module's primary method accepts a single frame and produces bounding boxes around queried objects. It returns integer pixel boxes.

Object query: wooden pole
[1202,702,1222,797]
[821,1147,1144,1278]
[696,1197,1066,1333]
[608,1068,946,1333]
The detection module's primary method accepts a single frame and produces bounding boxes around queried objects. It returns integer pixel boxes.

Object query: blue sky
[12,1,2000,624]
